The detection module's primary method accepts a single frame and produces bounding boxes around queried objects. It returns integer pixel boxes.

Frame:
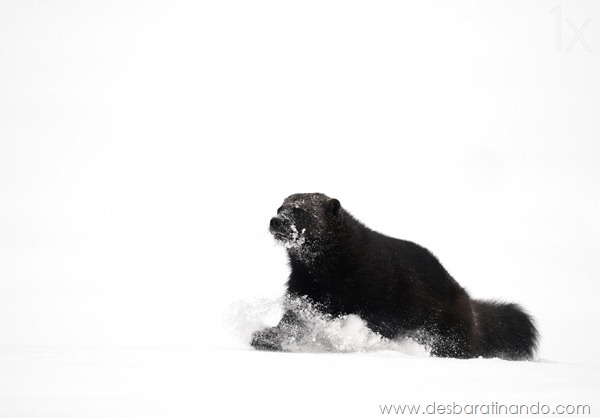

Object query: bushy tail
[472,300,538,360]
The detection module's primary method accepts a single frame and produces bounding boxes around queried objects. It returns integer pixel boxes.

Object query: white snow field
[1,0,599,417]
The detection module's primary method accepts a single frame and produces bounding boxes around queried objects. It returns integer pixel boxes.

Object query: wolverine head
[269,193,341,250]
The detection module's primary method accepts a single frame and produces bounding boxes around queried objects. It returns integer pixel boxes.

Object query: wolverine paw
[251,328,283,351]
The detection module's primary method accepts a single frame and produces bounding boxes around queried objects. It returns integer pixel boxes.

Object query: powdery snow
[0,345,597,418]
[1,0,599,417]
[234,296,430,355]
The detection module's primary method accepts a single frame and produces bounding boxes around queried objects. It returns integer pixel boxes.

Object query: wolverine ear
[328,198,341,216]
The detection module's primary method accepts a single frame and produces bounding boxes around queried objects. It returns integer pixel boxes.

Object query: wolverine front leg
[251,310,305,351]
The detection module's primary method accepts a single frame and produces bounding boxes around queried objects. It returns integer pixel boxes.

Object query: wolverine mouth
[272,227,306,249]
[272,232,289,240]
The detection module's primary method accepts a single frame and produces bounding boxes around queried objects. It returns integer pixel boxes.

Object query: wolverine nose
[270,217,283,230]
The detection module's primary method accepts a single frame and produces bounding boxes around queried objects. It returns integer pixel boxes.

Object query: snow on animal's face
[269,193,340,250]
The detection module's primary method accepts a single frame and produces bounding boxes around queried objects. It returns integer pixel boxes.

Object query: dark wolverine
[252,193,538,359]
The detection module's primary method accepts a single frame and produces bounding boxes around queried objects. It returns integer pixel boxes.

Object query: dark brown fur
[252,193,538,359]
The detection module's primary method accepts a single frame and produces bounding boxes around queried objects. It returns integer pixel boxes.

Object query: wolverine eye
[292,207,304,215]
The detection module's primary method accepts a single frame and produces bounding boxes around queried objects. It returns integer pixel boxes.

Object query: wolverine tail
[472,300,538,360]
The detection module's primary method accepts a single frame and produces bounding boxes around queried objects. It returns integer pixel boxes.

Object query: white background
[1,0,599,416]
